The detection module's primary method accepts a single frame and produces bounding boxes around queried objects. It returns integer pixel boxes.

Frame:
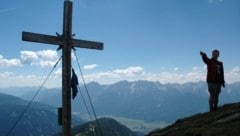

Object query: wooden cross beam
[22,32,103,50]
[22,1,103,136]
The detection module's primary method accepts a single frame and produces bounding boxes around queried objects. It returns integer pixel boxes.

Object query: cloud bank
[0,49,239,87]
[0,55,22,67]
[0,65,239,88]
[0,49,60,68]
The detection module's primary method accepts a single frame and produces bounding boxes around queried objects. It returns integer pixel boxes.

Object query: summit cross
[22,1,103,136]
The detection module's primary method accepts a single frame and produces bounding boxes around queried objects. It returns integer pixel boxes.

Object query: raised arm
[200,51,210,64]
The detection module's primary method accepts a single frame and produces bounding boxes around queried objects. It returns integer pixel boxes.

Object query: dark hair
[212,49,219,54]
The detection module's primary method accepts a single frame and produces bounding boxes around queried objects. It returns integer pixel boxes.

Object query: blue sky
[0,0,240,88]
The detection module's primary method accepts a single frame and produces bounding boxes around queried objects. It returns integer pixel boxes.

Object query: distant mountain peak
[71,117,138,136]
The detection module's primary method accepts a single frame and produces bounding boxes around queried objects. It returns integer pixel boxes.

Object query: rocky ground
[147,102,240,136]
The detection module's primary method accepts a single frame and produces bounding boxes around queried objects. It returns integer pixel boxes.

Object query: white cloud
[113,67,144,76]
[225,66,240,83]
[83,64,98,70]
[20,49,60,67]
[20,51,38,65]
[0,71,61,88]
[77,66,145,84]
[231,67,240,72]
[84,72,119,81]
[0,72,13,78]
[36,50,59,67]
[1,50,60,68]
[143,66,206,84]
[84,67,144,81]
[0,55,22,68]
[0,72,38,87]
[146,72,202,84]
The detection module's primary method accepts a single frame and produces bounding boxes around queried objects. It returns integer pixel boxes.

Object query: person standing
[200,49,225,111]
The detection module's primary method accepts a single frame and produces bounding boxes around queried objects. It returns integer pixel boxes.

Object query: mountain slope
[0,92,60,135]
[146,102,240,136]
[72,118,140,136]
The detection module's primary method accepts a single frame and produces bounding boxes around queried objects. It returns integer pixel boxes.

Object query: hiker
[200,49,225,112]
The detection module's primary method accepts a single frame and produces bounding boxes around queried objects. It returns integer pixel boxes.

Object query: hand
[222,83,225,88]
[200,51,205,56]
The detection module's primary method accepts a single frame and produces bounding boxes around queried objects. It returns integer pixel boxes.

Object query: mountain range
[1,80,240,134]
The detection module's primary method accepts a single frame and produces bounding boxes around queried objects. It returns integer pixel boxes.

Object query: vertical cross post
[62,1,72,135]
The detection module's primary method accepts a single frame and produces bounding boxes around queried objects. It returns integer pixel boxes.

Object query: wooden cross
[22,1,103,136]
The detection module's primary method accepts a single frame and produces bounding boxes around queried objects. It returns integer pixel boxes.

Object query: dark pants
[208,83,221,111]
